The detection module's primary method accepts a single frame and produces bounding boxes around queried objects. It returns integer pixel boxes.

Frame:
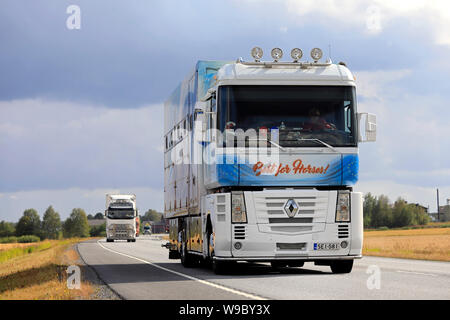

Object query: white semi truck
[163,47,376,274]
[105,194,138,242]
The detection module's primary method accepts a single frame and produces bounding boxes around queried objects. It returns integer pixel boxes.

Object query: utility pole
[437,189,440,222]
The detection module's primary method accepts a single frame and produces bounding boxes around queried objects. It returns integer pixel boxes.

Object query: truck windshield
[217,85,357,148]
[107,208,135,219]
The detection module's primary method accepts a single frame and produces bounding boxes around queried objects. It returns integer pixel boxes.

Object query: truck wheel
[330,260,354,274]
[180,242,195,268]
[132,239,136,242]
[107,239,114,243]
[169,250,180,259]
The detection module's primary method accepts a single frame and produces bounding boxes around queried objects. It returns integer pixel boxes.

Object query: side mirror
[194,107,216,142]
[358,113,377,142]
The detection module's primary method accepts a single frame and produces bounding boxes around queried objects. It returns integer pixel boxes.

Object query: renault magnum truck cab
[162,47,376,274]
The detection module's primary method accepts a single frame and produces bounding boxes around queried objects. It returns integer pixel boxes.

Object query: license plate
[314,242,340,251]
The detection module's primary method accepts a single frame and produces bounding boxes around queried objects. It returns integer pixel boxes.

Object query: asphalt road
[77,236,450,300]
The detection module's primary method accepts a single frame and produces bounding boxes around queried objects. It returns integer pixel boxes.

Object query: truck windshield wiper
[268,140,287,152]
[247,138,287,152]
[297,138,339,153]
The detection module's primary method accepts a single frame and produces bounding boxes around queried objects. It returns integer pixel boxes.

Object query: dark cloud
[1,1,446,107]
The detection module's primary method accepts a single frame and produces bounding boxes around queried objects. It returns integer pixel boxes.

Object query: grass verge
[363,228,450,261]
[0,238,96,300]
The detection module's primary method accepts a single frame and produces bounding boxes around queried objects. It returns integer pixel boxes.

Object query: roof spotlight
[271,48,283,61]
[291,48,303,62]
[310,48,323,62]
[251,47,264,62]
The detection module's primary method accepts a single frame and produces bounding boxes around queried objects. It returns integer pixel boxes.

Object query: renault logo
[284,199,299,218]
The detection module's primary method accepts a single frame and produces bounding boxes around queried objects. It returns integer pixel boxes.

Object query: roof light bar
[271,48,283,62]
[310,48,323,62]
[251,47,264,62]
[291,48,303,62]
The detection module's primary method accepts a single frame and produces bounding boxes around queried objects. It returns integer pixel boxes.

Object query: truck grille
[110,224,132,239]
[252,191,329,234]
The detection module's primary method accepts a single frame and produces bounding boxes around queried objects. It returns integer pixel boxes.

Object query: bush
[0,236,18,243]
[378,226,389,231]
[17,235,41,243]
[0,235,41,243]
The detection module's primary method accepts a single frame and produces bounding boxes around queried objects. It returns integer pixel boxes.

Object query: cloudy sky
[1,0,450,221]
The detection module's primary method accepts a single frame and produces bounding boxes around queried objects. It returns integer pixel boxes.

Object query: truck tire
[169,250,180,259]
[180,242,195,268]
[107,239,114,243]
[330,260,353,274]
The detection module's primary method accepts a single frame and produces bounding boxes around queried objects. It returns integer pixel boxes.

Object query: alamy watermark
[366,265,381,290]
[168,122,283,166]
[366,5,381,33]
[67,265,81,289]
[66,5,81,30]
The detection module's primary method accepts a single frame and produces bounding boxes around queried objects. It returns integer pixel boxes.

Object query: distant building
[428,212,439,222]
[437,199,450,222]
[87,218,106,227]
[150,220,167,234]
[413,203,429,213]
[429,199,450,222]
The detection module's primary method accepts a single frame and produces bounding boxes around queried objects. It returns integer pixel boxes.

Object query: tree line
[0,207,93,240]
[363,193,430,229]
[0,207,165,241]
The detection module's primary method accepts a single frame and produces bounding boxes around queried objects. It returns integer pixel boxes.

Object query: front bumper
[210,190,364,261]
[107,229,135,239]
[214,255,362,261]
[215,223,360,260]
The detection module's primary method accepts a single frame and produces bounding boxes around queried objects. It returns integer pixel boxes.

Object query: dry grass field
[363,227,450,261]
[0,239,95,300]
[0,242,40,251]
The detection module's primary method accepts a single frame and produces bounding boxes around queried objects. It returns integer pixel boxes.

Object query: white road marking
[96,240,266,300]
[396,270,437,277]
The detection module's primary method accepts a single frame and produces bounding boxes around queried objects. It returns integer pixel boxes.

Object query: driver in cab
[302,108,336,131]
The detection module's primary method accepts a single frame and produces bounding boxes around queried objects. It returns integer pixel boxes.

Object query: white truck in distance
[105,194,138,242]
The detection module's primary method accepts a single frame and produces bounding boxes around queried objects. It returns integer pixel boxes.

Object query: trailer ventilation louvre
[338,225,349,238]
[234,226,246,240]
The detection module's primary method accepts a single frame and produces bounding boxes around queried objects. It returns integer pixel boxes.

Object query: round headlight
[310,48,323,62]
[291,48,303,61]
[251,47,264,61]
[271,48,283,61]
